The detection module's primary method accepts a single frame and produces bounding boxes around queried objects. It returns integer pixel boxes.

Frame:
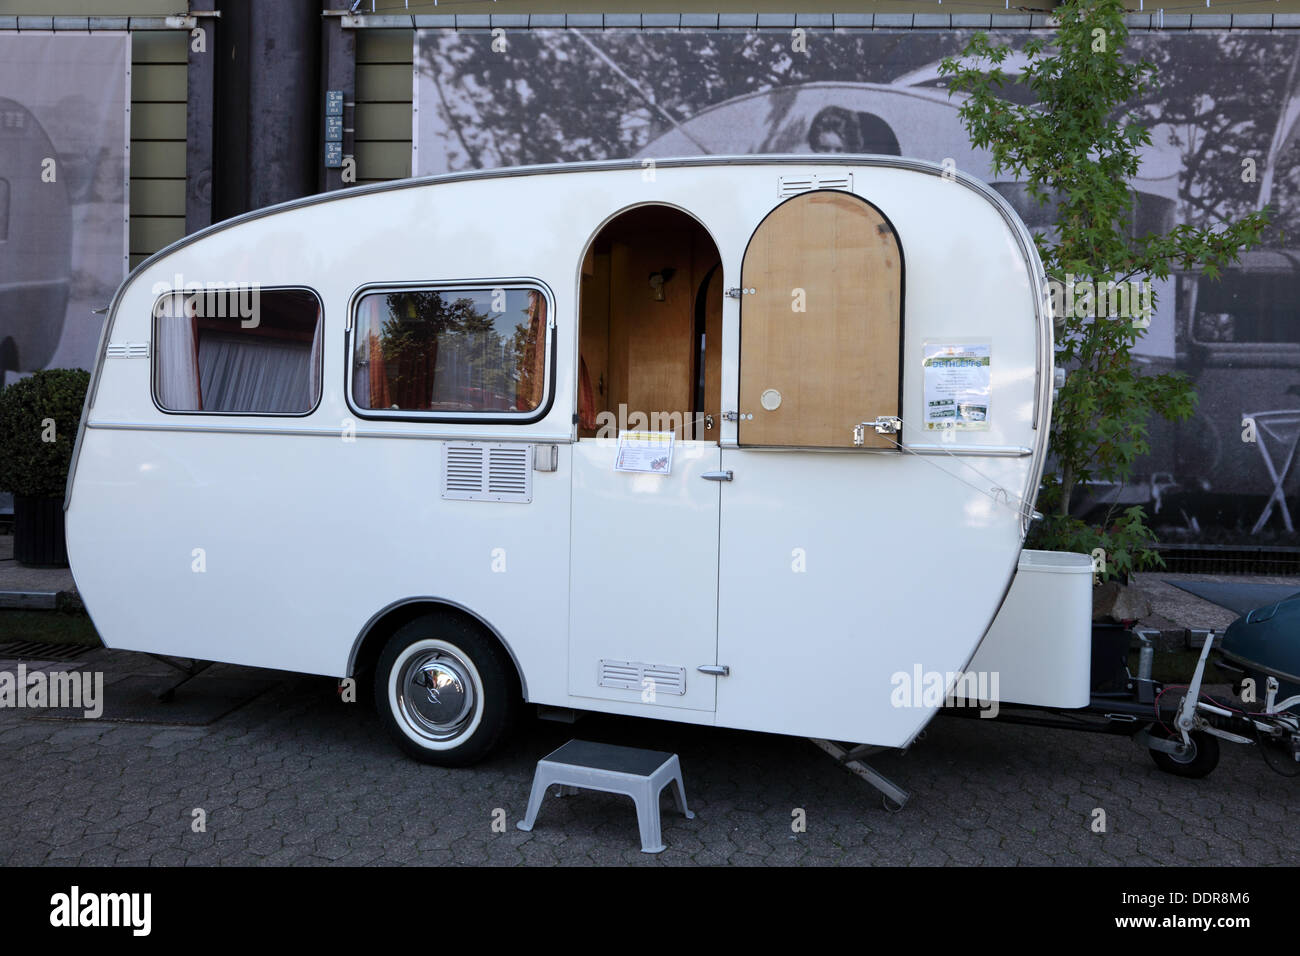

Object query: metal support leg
[811,738,910,811]
[145,654,213,702]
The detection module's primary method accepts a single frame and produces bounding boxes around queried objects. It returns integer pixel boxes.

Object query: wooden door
[739,190,902,448]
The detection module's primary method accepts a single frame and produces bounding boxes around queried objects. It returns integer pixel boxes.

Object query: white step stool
[516,740,695,853]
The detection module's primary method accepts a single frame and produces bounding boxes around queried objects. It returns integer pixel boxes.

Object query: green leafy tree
[940,0,1270,580]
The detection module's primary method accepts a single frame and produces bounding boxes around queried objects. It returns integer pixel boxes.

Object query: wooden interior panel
[625,235,694,438]
[739,190,901,449]
[579,206,721,441]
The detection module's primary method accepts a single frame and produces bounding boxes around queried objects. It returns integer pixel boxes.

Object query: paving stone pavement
[1,647,1297,866]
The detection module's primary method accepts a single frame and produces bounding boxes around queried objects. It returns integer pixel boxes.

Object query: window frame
[344,278,557,425]
[150,284,325,418]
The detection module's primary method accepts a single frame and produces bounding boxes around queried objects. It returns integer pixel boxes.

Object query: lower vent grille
[597,659,687,696]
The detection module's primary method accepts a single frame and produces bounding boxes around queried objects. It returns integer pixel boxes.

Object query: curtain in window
[156,293,202,410]
[364,293,440,410]
[368,330,390,409]
[308,305,322,405]
[515,291,546,411]
[352,333,370,409]
[352,296,386,409]
[197,332,311,413]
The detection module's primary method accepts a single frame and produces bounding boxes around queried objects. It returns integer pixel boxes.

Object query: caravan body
[67,156,1062,763]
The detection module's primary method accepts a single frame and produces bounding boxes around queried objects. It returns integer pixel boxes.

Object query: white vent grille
[442,442,533,503]
[487,445,530,496]
[597,659,687,696]
[778,172,854,198]
[106,342,149,358]
[444,444,486,495]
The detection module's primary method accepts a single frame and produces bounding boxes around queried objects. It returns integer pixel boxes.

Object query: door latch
[853,417,902,445]
[725,287,756,298]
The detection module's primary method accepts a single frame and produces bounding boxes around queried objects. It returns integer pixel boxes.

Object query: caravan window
[152,287,322,415]
[349,285,548,417]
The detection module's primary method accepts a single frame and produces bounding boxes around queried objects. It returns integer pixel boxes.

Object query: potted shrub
[0,368,90,567]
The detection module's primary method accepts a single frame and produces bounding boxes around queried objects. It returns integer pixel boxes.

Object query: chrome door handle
[701,470,733,482]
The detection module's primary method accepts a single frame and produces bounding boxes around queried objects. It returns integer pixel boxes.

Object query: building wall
[356,30,413,185]
[129,30,187,268]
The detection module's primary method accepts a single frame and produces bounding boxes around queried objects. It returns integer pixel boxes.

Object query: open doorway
[578,205,722,441]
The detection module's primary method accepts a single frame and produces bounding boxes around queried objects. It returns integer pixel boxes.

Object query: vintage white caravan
[67,156,1079,777]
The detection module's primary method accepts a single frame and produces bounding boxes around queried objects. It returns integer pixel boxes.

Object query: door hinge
[725,287,756,299]
[697,664,730,676]
[701,470,734,482]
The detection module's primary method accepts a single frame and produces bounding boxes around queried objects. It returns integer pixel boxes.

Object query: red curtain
[515,292,547,411]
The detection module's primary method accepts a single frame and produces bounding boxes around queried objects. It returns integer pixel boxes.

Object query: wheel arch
[347,597,528,700]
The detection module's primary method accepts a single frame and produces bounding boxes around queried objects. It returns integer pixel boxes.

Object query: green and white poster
[923,342,991,431]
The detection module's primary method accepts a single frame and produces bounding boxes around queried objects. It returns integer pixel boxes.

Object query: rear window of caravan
[152,286,322,415]
[349,285,549,419]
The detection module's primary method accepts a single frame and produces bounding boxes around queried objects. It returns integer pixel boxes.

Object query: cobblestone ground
[1,648,1296,866]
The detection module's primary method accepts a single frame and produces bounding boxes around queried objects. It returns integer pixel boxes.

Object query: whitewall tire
[374,613,518,766]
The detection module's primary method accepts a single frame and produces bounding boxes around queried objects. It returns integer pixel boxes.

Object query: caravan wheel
[1147,725,1220,779]
[374,614,518,766]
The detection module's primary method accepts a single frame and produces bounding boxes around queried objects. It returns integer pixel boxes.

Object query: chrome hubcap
[397,650,476,741]
[1170,739,1197,763]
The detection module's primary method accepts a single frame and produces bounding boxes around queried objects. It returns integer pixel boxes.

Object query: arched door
[738,190,902,448]
[714,189,915,743]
